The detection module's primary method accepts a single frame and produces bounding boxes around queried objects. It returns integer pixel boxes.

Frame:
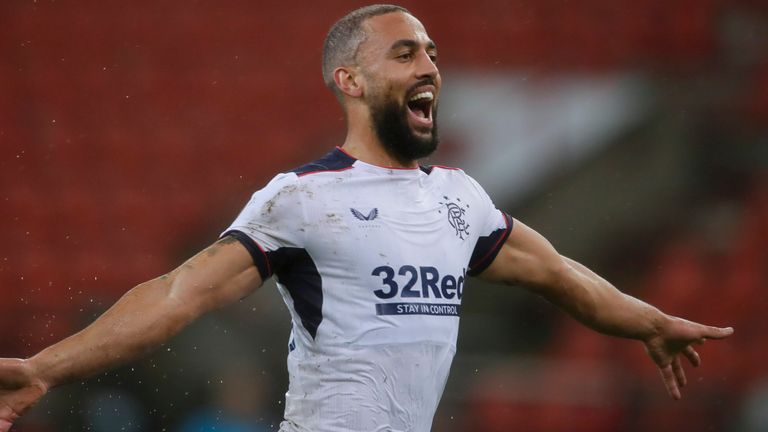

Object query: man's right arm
[0,235,262,429]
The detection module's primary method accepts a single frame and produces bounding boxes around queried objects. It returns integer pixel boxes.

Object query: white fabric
[225,150,510,432]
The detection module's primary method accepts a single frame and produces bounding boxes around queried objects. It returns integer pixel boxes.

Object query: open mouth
[406,90,434,129]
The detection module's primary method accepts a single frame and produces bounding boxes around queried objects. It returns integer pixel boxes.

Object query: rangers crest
[438,196,470,240]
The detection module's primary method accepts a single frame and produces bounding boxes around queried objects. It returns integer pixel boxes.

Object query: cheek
[364,68,407,95]
[432,73,442,89]
[365,80,401,106]
[359,71,384,100]
[367,75,393,95]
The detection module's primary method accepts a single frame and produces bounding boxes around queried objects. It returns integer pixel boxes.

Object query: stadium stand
[1,0,765,430]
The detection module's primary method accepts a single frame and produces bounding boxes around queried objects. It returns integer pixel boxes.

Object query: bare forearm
[552,257,667,340]
[482,221,733,401]
[0,239,258,429]
[27,274,197,388]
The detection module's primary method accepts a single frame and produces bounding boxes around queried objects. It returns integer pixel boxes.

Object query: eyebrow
[389,39,437,52]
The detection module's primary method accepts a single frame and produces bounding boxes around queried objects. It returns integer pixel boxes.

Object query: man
[0,4,733,432]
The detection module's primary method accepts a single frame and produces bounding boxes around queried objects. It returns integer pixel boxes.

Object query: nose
[414,50,439,81]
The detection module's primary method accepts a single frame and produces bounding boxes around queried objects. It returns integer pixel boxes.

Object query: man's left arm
[479,218,734,400]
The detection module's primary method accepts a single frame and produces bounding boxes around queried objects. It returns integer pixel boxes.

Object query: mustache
[406,78,437,96]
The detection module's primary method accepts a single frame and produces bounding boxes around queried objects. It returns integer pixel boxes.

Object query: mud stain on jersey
[321,212,350,233]
[261,184,298,216]
[261,183,314,216]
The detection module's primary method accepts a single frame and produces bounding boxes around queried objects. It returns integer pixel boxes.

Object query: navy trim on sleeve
[221,230,273,279]
[467,212,513,276]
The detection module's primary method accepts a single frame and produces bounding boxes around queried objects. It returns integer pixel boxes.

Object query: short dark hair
[322,4,410,99]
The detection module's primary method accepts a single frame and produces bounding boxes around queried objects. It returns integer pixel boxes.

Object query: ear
[333,66,364,98]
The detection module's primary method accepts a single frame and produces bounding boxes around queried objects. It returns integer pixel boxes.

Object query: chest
[300,177,480,273]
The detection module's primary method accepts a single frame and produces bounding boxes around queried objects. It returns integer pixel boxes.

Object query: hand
[643,316,733,400]
[0,359,48,432]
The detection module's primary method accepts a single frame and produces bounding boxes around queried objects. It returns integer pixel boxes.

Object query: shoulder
[255,147,354,197]
[246,147,358,208]
[290,147,356,177]
[238,171,306,222]
[251,147,359,207]
[422,164,487,194]
[254,171,301,201]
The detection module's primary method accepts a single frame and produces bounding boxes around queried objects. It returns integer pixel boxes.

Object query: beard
[368,92,439,164]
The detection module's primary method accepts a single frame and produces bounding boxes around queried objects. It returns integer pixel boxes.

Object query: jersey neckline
[335,147,427,177]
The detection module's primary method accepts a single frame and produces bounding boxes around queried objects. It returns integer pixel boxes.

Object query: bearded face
[365,77,439,164]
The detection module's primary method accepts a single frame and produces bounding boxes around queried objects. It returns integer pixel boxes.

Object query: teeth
[409,91,434,102]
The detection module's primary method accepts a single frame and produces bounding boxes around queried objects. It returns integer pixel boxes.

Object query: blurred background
[1,0,766,430]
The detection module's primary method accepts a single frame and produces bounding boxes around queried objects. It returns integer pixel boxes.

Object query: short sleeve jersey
[224,148,512,432]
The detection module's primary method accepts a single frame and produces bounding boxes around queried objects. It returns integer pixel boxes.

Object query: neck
[340,105,419,169]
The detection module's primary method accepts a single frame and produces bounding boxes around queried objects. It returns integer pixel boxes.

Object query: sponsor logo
[350,207,379,221]
[370,264,464,316]
[376,302,460,317]
[438,196,470,240]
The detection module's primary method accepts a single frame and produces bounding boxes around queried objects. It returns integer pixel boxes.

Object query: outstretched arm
[0,235,262,430]
[479,219,733,400]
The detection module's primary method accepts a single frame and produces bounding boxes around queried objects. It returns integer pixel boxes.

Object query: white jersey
[224,147,512,432]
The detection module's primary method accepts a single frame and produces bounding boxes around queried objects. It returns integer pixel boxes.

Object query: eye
[398,52,413,61]
[429,53,438,63]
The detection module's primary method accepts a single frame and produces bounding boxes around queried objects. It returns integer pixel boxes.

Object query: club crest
[438,196,470,240]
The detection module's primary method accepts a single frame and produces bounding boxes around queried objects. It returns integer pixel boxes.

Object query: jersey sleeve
[221,172,305,280]
[465,175,513,276]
